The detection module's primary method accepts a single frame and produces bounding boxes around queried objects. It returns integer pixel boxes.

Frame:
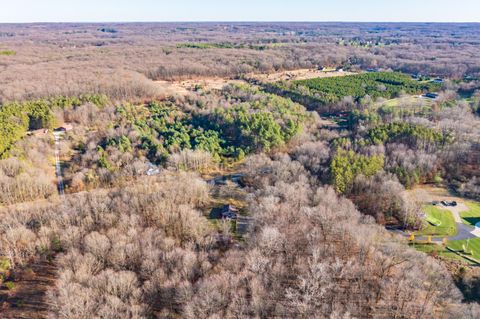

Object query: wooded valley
[0,22,480,318]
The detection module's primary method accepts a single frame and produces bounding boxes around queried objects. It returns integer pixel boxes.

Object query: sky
[1,0,479,23]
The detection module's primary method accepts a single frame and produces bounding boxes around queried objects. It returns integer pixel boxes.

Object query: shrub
[4,281,15,290]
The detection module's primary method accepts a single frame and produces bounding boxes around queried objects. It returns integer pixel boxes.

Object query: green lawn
[411,243,471,263]
[448,237,480,261]
[460,201,480,227]
[426,214,441,226]
[415,205,457,237]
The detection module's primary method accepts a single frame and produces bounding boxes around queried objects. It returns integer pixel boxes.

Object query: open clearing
[0,258,57,319]
[374,95,434,110]
[155,68,353,96]
[247,68,355,83]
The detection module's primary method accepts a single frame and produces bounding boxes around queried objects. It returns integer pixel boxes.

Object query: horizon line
[1,20,480,25]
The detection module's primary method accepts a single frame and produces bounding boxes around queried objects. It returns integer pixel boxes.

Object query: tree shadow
[462,217,480,227]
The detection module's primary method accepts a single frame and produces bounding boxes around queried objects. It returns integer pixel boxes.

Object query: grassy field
[415,205,457,237]
[448,238,480,261]
[460,201,480,227]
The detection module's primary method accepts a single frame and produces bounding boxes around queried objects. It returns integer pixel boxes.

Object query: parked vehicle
[440,200,457,207]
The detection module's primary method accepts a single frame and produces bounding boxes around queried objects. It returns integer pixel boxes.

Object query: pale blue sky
[1,0,479,23]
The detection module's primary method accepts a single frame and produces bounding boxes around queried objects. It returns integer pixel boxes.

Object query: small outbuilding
[425,92,439,99]
[146,163,161,176]
[236,216,254,235]
[221,204,239,220]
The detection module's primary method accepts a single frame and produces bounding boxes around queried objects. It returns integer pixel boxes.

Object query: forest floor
[0,257,57,319]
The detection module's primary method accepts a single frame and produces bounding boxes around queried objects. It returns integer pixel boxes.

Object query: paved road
[449,222,477,241]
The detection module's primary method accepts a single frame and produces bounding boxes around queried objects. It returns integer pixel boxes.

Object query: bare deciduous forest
[0,22,480,318]
[1,23,480,102]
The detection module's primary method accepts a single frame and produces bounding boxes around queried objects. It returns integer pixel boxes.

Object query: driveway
[449,222,476,241]
[438,202,468,224]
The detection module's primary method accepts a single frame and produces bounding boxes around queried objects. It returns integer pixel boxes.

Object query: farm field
[268,72,441,106]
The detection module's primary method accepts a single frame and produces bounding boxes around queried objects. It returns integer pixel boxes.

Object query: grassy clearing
[375,95,434,112]
[460,201,480,227]
[448,237,480,261]
[415,205,456,237]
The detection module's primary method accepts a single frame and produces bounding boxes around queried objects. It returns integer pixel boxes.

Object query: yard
[415,205,457,237]
[460,201,480,227]
[411,243,473,264]
[448,237,480,261]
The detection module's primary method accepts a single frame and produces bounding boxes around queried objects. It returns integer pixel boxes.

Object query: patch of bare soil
[156,77,245,95]
[247,68,355,83]
[0,258,57,319]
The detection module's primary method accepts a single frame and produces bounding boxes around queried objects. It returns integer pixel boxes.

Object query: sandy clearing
[155,69,354,96]
[248,69,355,83]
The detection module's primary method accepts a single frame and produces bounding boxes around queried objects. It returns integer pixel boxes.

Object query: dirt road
[53,131,65,196]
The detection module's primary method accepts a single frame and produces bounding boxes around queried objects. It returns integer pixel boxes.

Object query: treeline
[176,42,270,50]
